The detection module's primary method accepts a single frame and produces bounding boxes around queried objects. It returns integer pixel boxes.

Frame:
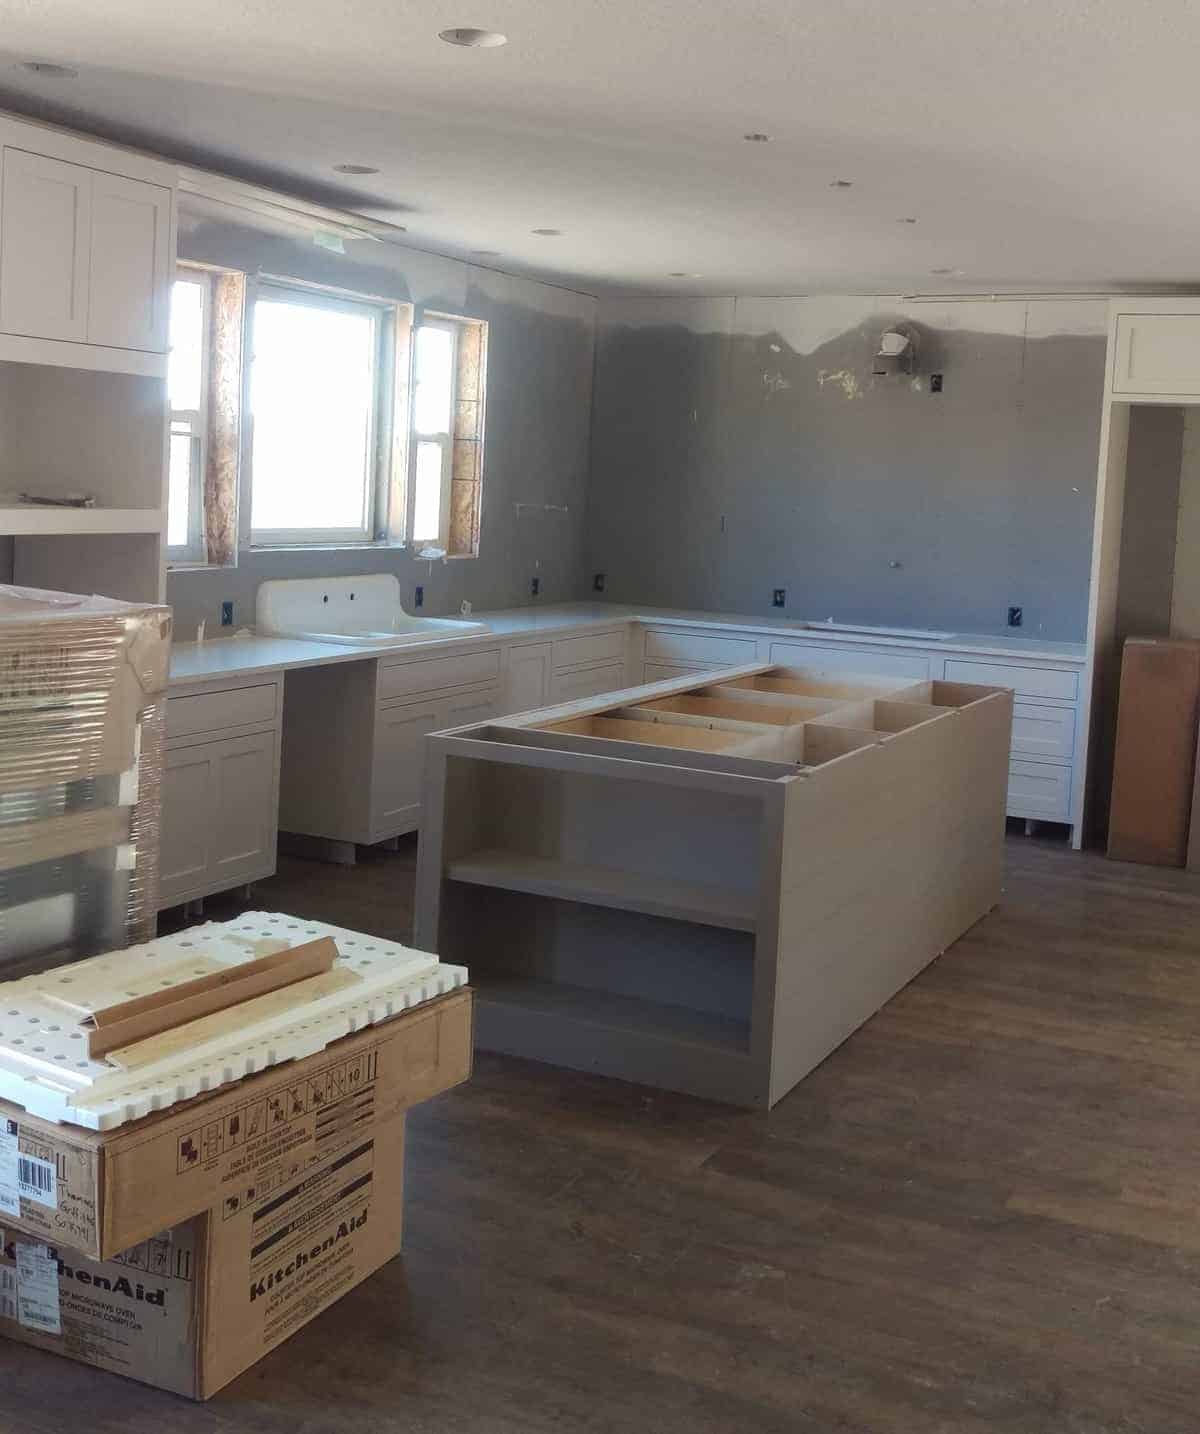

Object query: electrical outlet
[772,588,787,608]
[1007,605,1023,628]
[930,373,944,393]
[593,572,606,593]
[414,585,424,609]
[220,600,234,627]
[530,576,541,597]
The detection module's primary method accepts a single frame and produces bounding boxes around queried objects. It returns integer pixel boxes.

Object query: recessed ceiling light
[743,132,771,143]
[531,228,562,236]
[19,60,78,79]
[830,179,853,189]
[333,163,379,176]
[439,27,508,47]
[931,266,963,276]
[668,272,702,278]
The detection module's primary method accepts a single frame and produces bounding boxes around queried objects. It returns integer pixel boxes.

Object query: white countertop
[168,601,1087,688]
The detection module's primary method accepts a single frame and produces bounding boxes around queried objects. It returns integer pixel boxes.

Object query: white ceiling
[0,0,1198,296]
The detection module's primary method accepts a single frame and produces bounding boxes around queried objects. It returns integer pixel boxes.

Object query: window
[409,314,487,557]
[249,283,390,546]
[167,269,210,562]
[167,263,487,558]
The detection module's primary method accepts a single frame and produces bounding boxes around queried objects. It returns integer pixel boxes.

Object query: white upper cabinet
[0,119,176,365]
[1111,310,1200,398]
[87,172,171,351]
[0,148,92,342]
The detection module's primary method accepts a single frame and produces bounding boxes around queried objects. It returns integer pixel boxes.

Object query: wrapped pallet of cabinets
[416,662,1013,1109]
[0,585,171,972]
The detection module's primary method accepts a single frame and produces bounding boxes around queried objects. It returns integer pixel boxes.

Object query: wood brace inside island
[414,661,1013,1108]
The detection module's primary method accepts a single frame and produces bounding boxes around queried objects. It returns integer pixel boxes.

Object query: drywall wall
[1171,409,1200,638]
[1114,405,1183,643]
[587,295,1108,641]
[167,199,595,636]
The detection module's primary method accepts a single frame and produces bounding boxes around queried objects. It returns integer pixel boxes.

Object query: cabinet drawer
[553,629,625,671]
[378,647,500,700]
[552,662,626,704]
[644,628,758,666]
[1007,760,1071,821]
[769,641,929,680]
[1011,703,1075,761]
[167,682,278,740]
[641,660,723,682]
[1112,313,1200,396]
[945,659,1078,701]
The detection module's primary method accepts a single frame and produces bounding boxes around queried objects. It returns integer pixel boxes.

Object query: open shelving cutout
[447,847,757,931]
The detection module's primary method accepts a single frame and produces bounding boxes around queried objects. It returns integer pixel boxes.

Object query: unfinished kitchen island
[415,662,1012,1108]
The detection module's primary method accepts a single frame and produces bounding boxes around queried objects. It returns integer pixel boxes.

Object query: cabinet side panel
[278,662,375,842]
[769,695,1010,1105]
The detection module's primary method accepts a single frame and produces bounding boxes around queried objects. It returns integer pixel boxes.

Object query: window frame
[247,279,394,549]
[407,314,461,553]
[166,266,212,566]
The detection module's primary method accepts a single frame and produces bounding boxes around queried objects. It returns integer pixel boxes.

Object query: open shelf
[475,973,751,1055]
[0,505,164,536]
[447,847,757,931]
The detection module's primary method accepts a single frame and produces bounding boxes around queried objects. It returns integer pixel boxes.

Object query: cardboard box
[1108,637,1200,866]
[0,987,471,1396]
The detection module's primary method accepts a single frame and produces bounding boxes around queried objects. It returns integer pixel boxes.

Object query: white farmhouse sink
[256,574,490,646]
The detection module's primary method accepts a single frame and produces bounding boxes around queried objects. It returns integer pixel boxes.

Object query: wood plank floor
[8,831,1200,1431]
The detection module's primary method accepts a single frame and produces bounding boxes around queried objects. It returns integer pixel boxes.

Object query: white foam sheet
[0,912,468,1129]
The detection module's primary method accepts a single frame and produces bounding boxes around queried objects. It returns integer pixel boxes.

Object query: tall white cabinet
[0,113,177,605]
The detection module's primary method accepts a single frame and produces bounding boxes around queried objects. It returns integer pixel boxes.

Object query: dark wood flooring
[10,832,1200,1432]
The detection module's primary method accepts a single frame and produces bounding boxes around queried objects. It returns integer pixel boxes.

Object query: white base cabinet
[158,676,283,909]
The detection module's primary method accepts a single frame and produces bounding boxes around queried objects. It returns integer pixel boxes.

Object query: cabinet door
[159,744,218,907]
[158,732,277,908]
[1112,313,1200,397]
[372,701,442,837]
[503,642,551,714]
[551,662,626,703]
[0,148,92,341]
[209,730,278,890]
[87,173,172,351]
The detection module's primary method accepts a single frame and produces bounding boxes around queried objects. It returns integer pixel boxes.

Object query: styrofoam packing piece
[0,912,468,1128]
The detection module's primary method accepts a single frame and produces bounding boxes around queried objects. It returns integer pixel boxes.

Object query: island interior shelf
[415,662,1013,1108]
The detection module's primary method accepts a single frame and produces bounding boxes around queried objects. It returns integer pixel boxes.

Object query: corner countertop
[168,601,1087,689]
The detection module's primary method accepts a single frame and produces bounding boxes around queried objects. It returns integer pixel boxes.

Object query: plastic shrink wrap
[0,585,170,973]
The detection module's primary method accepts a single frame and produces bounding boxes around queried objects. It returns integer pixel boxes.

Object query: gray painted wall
[167,199,596,637]
[587,296,1108,642]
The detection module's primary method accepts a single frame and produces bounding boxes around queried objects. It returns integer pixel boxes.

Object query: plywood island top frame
[416,661,1013,1109]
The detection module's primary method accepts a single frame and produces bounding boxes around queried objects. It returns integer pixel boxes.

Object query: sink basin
[256,575,490,647]
[800,620,952,641]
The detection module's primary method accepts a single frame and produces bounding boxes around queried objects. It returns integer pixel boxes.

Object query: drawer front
[1007,760,1071,820]
[945,659,1078,701]
[167,682,278,741]
[1113,313,1200,396]
[378,647,501,701]
[641,660,723,682]
[644,628,758,666]
[553,629,625,671]
[768,640,929,680]
[1011,702,1075,761]
[551,662,626,704]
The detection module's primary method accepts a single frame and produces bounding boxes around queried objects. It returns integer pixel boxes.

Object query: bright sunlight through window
[250,286,383,543]
[167,275,207,557]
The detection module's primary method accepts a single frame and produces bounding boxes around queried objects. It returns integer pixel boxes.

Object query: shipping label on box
[0,1221,201,1398]
[0,1116,97,1252]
